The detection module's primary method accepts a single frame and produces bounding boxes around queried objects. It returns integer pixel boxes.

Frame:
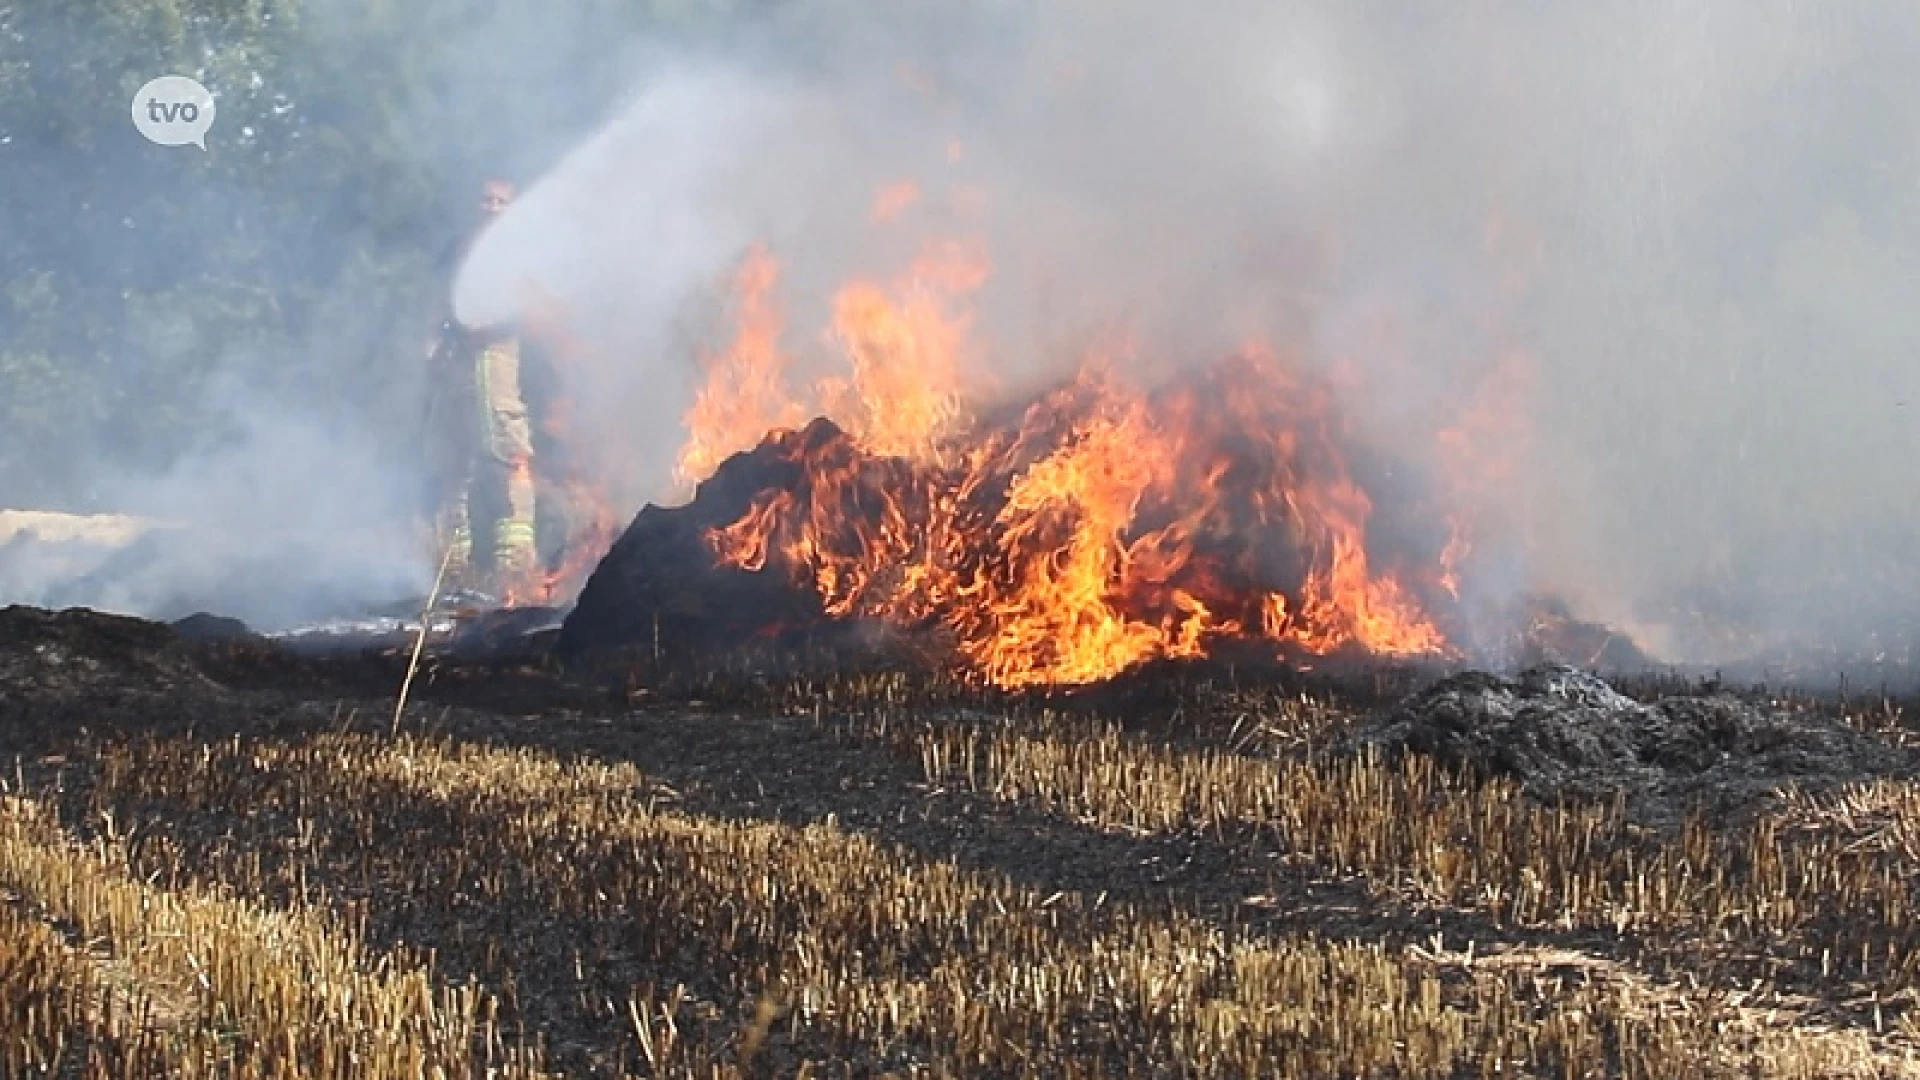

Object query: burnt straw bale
[558,419,861,662]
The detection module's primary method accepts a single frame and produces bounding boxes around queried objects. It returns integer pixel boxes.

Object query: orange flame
[816,238,989,462]
[953,365,1208,687]
[680,221,1458,686]
[676,246,807,493]
[1269,476,1448,656]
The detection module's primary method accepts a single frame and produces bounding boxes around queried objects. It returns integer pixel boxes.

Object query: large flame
[677,231,1460,687]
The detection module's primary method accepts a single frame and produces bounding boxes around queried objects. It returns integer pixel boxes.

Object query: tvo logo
[132,76,216,150]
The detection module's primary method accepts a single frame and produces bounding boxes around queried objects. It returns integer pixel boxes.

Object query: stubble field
[3,605,1919,1078]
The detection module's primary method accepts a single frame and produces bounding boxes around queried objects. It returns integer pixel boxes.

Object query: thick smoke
[14,0,1920,663]
[457,0,1920,664]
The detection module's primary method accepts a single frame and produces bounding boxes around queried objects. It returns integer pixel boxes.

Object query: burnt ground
[4,603,1920,1074]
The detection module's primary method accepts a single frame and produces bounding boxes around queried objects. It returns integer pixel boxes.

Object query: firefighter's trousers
[437,338,537,588]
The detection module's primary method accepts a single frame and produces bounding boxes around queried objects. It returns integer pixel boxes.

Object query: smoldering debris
[1352,665,1917,822]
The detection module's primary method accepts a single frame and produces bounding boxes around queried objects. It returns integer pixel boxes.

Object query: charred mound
[0,605,251,750]
[0,605,219,701]
[1354,665,1913,821]
[556,405,1431,677]
[559,418,892,666]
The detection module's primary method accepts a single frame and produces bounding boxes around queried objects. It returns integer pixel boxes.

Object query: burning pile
[713,355,1452,689]
[562,220,1519,689]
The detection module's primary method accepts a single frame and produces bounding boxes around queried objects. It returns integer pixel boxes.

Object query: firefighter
[423,177,538,599]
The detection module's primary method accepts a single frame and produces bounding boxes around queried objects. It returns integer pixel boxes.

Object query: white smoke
[8,379,422,631]
[452,0,1920,663]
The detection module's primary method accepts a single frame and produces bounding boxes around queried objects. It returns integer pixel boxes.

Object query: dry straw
[11,722,1910,1078]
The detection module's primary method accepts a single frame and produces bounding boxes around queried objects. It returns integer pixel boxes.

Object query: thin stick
[394,540,457,738]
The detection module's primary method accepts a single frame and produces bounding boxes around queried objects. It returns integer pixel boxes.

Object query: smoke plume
[457,0,1920,664]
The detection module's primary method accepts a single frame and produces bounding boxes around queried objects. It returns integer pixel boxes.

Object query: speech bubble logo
[131,76,215,150]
